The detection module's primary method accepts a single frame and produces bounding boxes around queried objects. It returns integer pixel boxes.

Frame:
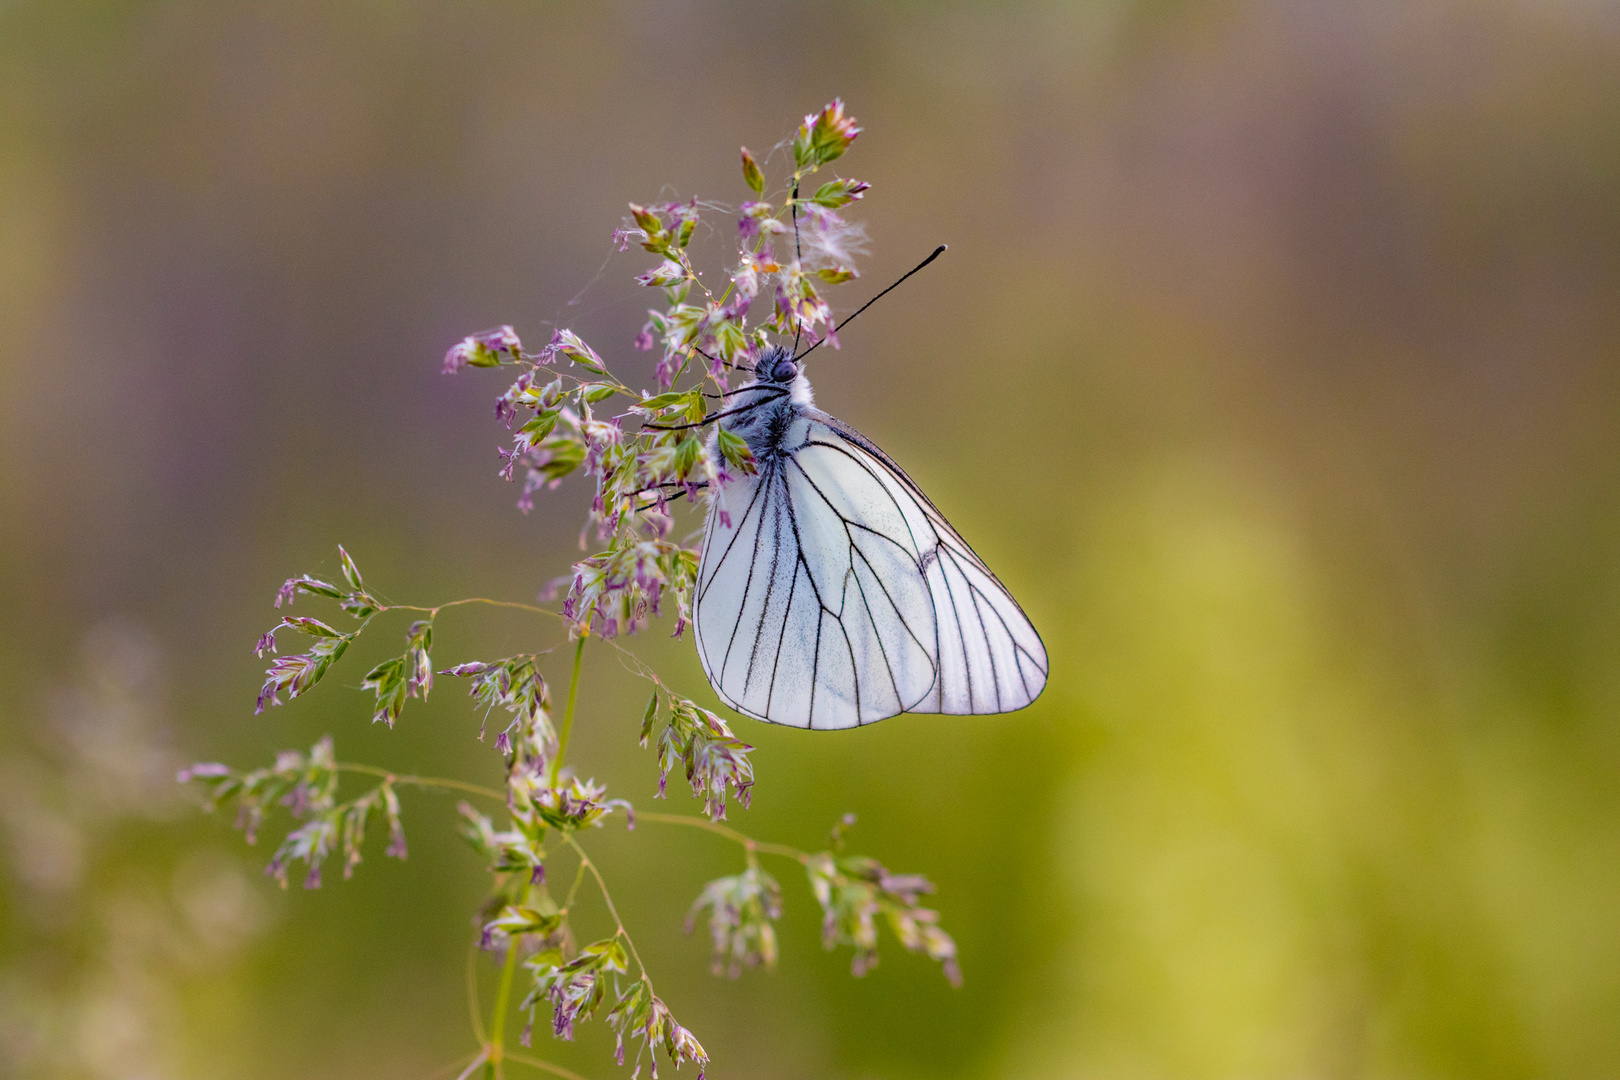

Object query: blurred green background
[4,2,1620,1078]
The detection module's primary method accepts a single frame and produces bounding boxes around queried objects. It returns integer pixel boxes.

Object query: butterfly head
[753,345,800,386]
[743,344,814,409]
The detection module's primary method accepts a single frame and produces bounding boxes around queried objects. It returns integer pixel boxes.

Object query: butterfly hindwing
[695,408,1047,728]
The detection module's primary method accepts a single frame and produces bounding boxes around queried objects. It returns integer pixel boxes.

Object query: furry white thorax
[787,370,814,408]
[716,371,815,460]
[733,369,813,408]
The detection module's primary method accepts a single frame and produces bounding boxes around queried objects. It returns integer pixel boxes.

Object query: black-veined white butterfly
[690,322,1048,730]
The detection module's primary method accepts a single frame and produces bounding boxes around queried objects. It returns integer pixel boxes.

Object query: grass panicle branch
[184,100,959,1079]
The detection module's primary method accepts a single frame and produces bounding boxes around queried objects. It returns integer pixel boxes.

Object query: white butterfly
[692,345,1048,729]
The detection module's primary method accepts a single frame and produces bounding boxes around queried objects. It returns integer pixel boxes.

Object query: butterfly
[691,342,1048,729]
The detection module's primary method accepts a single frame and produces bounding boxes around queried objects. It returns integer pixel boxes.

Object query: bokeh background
[4,2,1620,1078]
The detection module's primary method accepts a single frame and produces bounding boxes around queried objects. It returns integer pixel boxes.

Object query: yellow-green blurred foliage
[3,2,1619,1078]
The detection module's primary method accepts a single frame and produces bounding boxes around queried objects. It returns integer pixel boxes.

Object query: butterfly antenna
[790,181,804,357]
[792,244,947,364]
[689,344,741,371]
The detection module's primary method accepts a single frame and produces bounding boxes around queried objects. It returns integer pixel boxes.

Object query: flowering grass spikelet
[687,864,782,977]
[806,848,961,987]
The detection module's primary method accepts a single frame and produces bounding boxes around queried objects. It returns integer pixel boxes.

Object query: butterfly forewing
[696,421,932,728]
[695,406,1047,728]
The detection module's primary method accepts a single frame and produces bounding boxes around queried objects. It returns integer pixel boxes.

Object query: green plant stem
[383,596,567,622]
[336,763,504,802]
[563,856,590,910]
[562,833,648,977]
[502,1050,596,1080]
[636,810,809,862]
[449,1048,489,1080]
[466,942,488,1046]
[550,636,587,786]
[488,940,521,1065]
